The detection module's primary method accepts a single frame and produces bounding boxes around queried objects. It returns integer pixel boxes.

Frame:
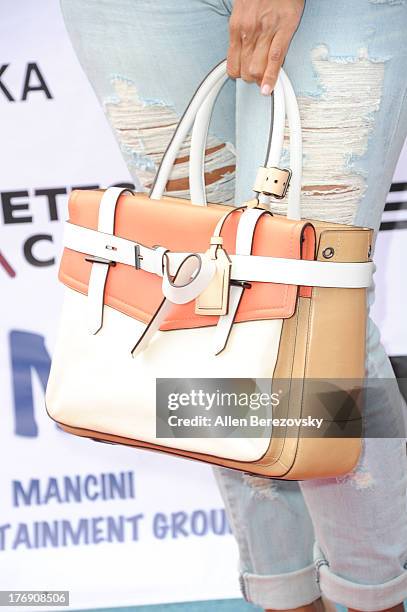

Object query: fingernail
[261,84,272,96]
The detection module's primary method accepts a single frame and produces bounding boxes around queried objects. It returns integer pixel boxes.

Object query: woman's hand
[227,0,305,94]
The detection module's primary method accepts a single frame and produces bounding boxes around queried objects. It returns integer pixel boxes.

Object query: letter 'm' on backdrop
[1,2,406,610]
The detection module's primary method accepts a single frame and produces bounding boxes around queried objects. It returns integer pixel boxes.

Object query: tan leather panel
[255,298,311,476]
[316,229,372,263]
[269,298,311,474]
[280,225,371,479]
[263,306,301,467]
[304,225,371,380]
[229,225,371,478]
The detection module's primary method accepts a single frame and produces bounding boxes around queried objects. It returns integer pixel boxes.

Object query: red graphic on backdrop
[0,250,16,277]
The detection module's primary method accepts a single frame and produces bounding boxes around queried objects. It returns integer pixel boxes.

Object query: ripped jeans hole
[103,76,236,203]
[272,45,385,224]
[336,441,375,490]
[242,473,280,500]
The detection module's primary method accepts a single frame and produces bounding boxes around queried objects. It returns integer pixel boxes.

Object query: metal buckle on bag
[195,236,232,316]
[134,244,144,270]
[253,166,291,198]
[230,279,252,289]
[84,255,116,266]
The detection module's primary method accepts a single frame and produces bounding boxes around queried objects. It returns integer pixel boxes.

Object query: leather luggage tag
[195,243,232,316]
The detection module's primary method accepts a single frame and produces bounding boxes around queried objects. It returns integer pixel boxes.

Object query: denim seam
[242,563,322,609]
[218,0,232,16]
[213,470,253,587]
[318,559,407,610]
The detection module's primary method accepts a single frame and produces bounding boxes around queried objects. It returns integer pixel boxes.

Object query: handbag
[45,61,373,479]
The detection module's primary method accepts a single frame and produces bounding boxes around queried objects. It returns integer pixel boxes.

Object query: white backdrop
[0,2,405,611]
[0,3,239,610]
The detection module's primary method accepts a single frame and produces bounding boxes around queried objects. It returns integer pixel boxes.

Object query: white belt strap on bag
[64,220,373,288]
[86,186,133,334]
[131,252,216,357]
[212,207,272,355]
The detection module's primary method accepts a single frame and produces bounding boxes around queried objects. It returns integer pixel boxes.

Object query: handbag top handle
[149,59,302,220]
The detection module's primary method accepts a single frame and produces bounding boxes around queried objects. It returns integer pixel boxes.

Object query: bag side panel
[280,227,371,479]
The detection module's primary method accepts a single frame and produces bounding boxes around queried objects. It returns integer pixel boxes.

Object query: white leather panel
[46,287,283,462]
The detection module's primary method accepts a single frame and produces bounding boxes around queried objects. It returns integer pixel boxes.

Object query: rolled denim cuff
[240,563,321,610]
[314,543,407,611]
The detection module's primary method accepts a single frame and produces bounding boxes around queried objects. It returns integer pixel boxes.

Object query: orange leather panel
[59,190,316,330]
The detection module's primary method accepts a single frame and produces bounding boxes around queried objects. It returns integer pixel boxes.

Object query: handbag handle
[189,67,302,218]
[149,60,302,220]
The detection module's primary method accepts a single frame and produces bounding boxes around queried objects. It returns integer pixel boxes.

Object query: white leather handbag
[45,61,373,479]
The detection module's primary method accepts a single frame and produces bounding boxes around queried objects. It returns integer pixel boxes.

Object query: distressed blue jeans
[60,0,407,609]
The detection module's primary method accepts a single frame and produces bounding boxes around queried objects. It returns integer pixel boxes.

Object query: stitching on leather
[303,294,315,379]
[284,296,314,476]
[62,281,294,324]
[50,417,292,479]
[60,270,297,328]
[277,299,310,475]
[262,309,300,469]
